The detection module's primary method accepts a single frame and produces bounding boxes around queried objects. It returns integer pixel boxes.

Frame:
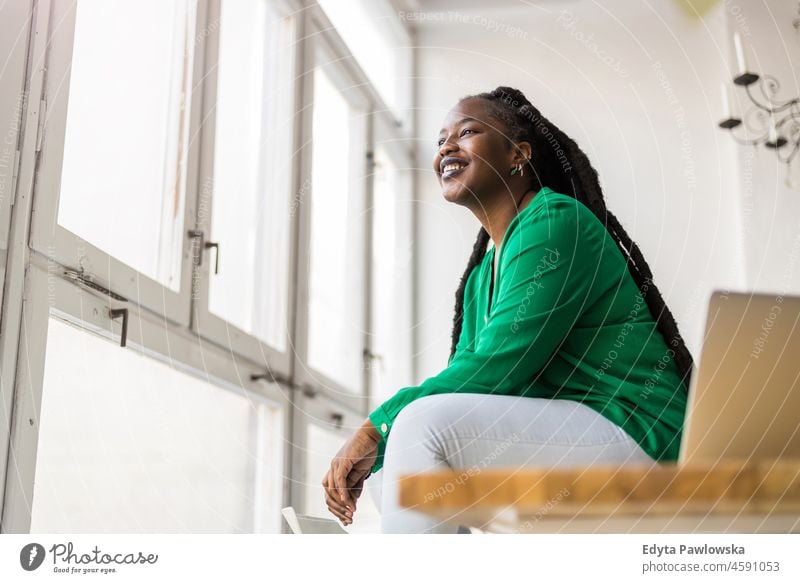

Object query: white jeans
[365,393,657,533]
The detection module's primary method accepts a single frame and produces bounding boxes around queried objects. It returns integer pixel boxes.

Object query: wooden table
[398,458,800,533]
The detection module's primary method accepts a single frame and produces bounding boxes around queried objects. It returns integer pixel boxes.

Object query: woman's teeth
[442,162,467,177]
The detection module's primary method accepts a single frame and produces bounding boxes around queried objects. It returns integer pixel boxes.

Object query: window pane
[208,0,294,351]
[31,317,284,533]
[307,63,366,392]
[305,424,380,533]
[370,147,414,409]
[317,0,411,117]
[57,0,196,291]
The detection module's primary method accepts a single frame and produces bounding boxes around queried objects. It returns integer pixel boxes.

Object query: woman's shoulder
[498,187,620,279]
[511,186,605,243]
[526,187,599,224]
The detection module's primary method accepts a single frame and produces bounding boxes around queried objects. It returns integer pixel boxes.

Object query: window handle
[204,240,220,275]
[187,229,220,274]
[331,412,344,430]
[109,308,128,347]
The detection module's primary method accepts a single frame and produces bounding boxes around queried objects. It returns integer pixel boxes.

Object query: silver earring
[519,163,524,177]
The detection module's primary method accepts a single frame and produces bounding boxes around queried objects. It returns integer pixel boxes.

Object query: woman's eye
[437,128,477,146]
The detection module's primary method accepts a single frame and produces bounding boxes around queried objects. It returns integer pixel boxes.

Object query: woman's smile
[440,156,470,179]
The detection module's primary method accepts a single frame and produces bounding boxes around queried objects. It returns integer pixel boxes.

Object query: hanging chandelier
[717,26,800,172]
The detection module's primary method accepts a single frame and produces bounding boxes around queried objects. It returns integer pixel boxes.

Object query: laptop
[678,290,800,465]
[281,506,348,534]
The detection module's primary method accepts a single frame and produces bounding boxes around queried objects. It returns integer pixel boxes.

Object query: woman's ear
[512,140,533,165]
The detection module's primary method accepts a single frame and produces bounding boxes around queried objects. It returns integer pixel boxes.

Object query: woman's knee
[384,395,455,466]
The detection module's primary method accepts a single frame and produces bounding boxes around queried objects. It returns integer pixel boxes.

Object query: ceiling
[391,0,723,23]
[405,0,568,10]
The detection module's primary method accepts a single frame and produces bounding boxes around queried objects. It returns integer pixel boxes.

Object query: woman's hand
[322,419,381,526]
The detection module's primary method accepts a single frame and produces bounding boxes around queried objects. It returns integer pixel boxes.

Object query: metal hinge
[250,370,292,387]
[63,267,128,302]
[35,98,46,153]
[249,371,319,397]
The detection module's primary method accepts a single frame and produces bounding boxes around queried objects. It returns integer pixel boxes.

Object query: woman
[322,86,694,534]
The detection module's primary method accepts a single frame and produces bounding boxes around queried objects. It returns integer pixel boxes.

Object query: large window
[305,49,368,395]
[316,0,411,123]
[30,316,284,533]
[369,143,414,409]
[29,0,203,325]
[4,0,414,534]
[206,0,295,352]
[56,0,197,291]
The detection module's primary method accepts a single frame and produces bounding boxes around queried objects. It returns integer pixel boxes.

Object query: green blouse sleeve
[367,197,598,474]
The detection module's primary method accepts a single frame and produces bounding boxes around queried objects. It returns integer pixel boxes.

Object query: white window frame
[28,0,206,327]
[2,254,291,532]
[316,0,413,129]
[291,9,373,413]
[1,0,415,534]
[369,112,415,411]
[0,0,39,530]
[188,0,299,377]
[0,0,30,311]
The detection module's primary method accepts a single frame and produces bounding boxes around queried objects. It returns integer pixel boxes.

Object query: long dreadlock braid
[448,86,694,391]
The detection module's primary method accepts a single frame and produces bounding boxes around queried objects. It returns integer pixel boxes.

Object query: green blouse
[367,186,688,474]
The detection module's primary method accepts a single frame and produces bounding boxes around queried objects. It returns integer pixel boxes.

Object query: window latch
[187,229,220,274]
[109,308,128,347]
[330,412,344,430]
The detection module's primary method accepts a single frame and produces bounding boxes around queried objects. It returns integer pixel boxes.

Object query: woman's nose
[438,138,457,157]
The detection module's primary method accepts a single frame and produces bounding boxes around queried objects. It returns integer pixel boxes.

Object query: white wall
[411,0,755,381]
[726,0,800,292]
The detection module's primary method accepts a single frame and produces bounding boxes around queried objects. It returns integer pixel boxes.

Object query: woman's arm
[367,198,602,474]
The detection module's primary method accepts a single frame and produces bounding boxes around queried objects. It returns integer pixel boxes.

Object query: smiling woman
[322,85,695,534]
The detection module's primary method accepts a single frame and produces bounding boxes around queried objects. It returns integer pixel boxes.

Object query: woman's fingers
[333,464,351,506]
[321,469,333,502]
[323,427,377,520]
[323,466,354,524]
[321,470,340,516]
[324,491,353,525]
[347,472,366,511]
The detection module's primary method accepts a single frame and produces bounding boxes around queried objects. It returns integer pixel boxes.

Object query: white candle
[721,83,731,118]
[733,31,747,75]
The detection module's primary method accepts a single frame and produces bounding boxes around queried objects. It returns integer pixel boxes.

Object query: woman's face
[433,97,520,206]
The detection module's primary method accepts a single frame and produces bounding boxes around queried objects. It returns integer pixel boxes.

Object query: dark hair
[448,86,694,391]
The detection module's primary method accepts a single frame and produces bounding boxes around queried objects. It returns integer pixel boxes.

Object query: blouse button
[380,423,388,433]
